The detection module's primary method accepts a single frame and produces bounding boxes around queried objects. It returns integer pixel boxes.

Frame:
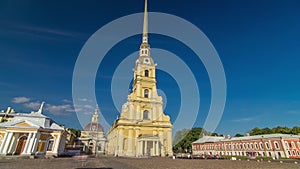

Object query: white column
[159,130,165,156]
[156,141,159,156]
[1,132,13,154]
[0,132,10,153]
[23,133,32,154]
[31,133,40,154]
[135,129,140,156]
[8,133,18,154]
[25,133,36,154]
[127,128,133,156]
[137,141,141,156]
[118,128,124,155]
[152,141,155,156]
[144,141,147,155]
[53,134,61,155]
[167,130,173,156]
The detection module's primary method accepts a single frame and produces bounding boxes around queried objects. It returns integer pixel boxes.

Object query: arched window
[143,110,149,120]
[47,136,55,151]
[145,70,149,77]
[144,89,149,98]
[291,141,296,148]
[265,142,270,150]
[274,142,280,149]
[260,142,264,150]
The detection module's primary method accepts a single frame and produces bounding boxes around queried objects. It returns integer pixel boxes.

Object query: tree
[211,133,219,136]
[173,129,190,145]
[250,127,263,135]
[69,128,81,137]
[291,126,300,135]
[234,133,243,137]
[173,128,210,153]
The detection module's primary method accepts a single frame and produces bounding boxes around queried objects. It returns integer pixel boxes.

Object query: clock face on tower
[144,58,150,64]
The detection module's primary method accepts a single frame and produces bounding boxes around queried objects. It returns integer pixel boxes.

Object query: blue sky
[0,0,300,136]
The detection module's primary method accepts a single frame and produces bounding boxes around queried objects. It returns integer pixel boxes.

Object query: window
[291,141,296,149]
[285,141,289,149]
[265,142,270,150]
[145,70,149,77]
[144,89,149,98]
[255,143,259,149]
[260,142,264,149]
[143,110,149,120]
[47,140,54,151]
[274,142,279,149]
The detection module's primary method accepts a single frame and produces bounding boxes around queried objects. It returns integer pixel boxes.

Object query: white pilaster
[167,130,173,156]
[31,133,41,154]
[152,141,155,156]
[118,128,124,156]
[127,128,133,156]
[1,132,13,154]
[26,133,37,154]
[53,134,61,155]
[0,132,10,153]
[8,133,18,154]
[156,141,159,156]
[23,133,32,154]
[144,141,147,155]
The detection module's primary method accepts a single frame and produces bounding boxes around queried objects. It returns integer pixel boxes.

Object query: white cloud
[77,98,90,102]
[62,99,73,104]
[23,101,42,110]
[12,97,31,104]
[45,104,75,115]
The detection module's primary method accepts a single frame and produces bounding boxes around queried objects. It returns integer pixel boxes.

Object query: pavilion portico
[137,135,160,156]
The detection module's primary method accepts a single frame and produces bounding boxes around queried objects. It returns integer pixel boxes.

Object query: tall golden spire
[142,0,148,43]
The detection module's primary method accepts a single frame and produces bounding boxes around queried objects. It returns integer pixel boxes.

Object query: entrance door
[15,136,27,155]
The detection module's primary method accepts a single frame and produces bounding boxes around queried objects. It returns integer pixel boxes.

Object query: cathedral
[106,0,173,157]
[79,106,106,155]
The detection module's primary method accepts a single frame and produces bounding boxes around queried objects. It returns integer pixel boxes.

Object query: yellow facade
[106,0,173,157]
[0,104,67,157]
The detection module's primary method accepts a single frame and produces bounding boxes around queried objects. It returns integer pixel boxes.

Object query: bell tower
[107,0,173,157]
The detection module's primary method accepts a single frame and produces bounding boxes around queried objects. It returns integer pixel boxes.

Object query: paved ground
[0,156,299,169]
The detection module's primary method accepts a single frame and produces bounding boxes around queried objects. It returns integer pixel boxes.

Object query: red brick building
[192,134,300,159]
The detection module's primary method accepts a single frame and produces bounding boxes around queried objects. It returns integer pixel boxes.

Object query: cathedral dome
[83,122,104,132]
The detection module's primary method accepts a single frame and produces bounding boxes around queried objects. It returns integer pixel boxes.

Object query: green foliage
[250,126,300,136]
[69,128,81,137]
[211,133,218,136]
[173,128,210,153]
[234,133,244,137]
[173,128,190,145]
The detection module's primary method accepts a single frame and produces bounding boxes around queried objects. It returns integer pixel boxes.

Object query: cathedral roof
[83,122,104,132]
